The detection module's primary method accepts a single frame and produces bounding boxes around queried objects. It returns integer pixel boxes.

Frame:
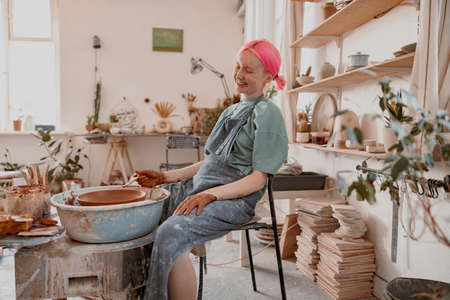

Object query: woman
[138,38,288,300]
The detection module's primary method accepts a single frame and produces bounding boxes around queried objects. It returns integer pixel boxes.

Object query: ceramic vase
[382,126,397,153]
[155,118,172,133]
[320,62,336,79]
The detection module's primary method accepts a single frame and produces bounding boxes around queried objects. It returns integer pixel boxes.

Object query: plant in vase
[153,101,177,133]
[0,148,24,188]
[34,129,88,193]
[336,78,450,246]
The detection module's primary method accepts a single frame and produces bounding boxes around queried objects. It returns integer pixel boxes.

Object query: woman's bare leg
[168,250,197,300]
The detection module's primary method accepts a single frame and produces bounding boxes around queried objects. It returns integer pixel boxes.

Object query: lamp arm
[198,59,223,78]
[221,76,232,105]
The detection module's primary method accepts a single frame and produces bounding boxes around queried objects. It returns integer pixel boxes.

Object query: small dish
[296,76,315,86]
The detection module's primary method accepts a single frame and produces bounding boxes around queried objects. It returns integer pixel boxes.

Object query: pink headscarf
[238,38,286,91]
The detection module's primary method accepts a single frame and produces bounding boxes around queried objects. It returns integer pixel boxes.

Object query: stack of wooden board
[332,205,367,238]
[317,233,376,300]
[295,197,345,280]
[254,217,283,245]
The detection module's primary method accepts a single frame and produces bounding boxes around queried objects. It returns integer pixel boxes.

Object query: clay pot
[85,124,96,132]
[322,2,337,20]
[320,62,336,79]
[13,119,22,132]
[382,127,397,153]
[95,122,112,133]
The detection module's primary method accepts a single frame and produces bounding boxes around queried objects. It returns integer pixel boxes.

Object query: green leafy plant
[93,81,101,124]
[0,147,24,171]
[337,78,450,246]
[304,104,313,123]
[87,115,96,126]
[265,82,278,100]
[200,106,226,136]
[34,129,88,183]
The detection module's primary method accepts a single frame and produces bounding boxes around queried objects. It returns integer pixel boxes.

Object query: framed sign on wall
[152,28,183,52]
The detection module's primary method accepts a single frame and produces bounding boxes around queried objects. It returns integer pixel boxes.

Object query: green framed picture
[152,28,183,52]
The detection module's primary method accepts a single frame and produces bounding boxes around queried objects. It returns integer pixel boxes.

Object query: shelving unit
[288,52,414,94]
[294,143,388,160]
[288,0,416,159]
[290,0,404,49]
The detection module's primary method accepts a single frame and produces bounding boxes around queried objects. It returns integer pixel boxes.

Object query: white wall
[293,3,450,298]
[1,0,244,183]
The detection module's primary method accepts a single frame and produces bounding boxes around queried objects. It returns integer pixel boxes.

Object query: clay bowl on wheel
[77,189,146,206]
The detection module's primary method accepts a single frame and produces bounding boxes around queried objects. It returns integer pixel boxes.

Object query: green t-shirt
[214,95,288,175]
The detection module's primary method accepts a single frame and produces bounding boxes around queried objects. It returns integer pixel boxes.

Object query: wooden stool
[97,137,134,186]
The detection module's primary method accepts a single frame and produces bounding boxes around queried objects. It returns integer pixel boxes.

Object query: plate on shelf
[311,93,337,135]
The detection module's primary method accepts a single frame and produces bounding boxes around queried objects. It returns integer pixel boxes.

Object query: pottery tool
[391,201,399,263]
[122,174,138,188]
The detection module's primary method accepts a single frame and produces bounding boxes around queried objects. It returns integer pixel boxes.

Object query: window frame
[2,0,60,132]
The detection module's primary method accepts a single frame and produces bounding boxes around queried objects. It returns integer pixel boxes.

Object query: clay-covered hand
[135,170,166,188]
[174,193,217,216]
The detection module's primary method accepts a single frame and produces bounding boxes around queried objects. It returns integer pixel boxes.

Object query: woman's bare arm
[203,169,267,200]
[162,161,203,183]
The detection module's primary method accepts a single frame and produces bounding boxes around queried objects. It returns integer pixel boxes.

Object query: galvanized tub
[50,186,168,243]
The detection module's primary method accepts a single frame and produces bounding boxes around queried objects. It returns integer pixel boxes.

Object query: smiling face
[234,50,273,99]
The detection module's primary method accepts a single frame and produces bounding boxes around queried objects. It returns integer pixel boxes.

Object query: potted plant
[34,129,88,193]
[153,101,177,133]
[297,66,315,86]
[337,78,450,246]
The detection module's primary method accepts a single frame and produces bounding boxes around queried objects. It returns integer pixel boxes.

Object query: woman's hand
[174,193,217,216]
[135,170,166,188]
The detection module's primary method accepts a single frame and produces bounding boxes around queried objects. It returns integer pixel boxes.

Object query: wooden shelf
[293,143,388,159]
[288,52,414,94]
[290,0,404,48]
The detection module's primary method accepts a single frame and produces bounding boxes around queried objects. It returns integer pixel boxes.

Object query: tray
[272,172,327,191]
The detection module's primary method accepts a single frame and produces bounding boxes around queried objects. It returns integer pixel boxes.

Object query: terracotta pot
[13,119,22,132]
[382,127,397,153]
[85,124,96,132]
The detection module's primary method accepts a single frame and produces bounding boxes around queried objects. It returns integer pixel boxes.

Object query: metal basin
[50,186,168,243]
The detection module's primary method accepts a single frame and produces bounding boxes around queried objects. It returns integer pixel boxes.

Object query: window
[1,0,58,132]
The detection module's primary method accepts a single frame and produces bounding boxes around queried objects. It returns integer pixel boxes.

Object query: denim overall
[144,97,266,300]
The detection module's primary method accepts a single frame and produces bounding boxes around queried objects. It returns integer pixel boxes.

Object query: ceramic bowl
[297,76,315,86]
[50,185,169,243]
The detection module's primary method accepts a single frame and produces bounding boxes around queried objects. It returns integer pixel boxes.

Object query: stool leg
[245,229,257,292]
[268,181,287,300]
[197,257,204,300]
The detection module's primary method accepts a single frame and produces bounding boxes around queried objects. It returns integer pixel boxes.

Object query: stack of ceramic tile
[316,233,376,299]
[331,205,367,238]
[254,217,283,246]
[295,197,346,280]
